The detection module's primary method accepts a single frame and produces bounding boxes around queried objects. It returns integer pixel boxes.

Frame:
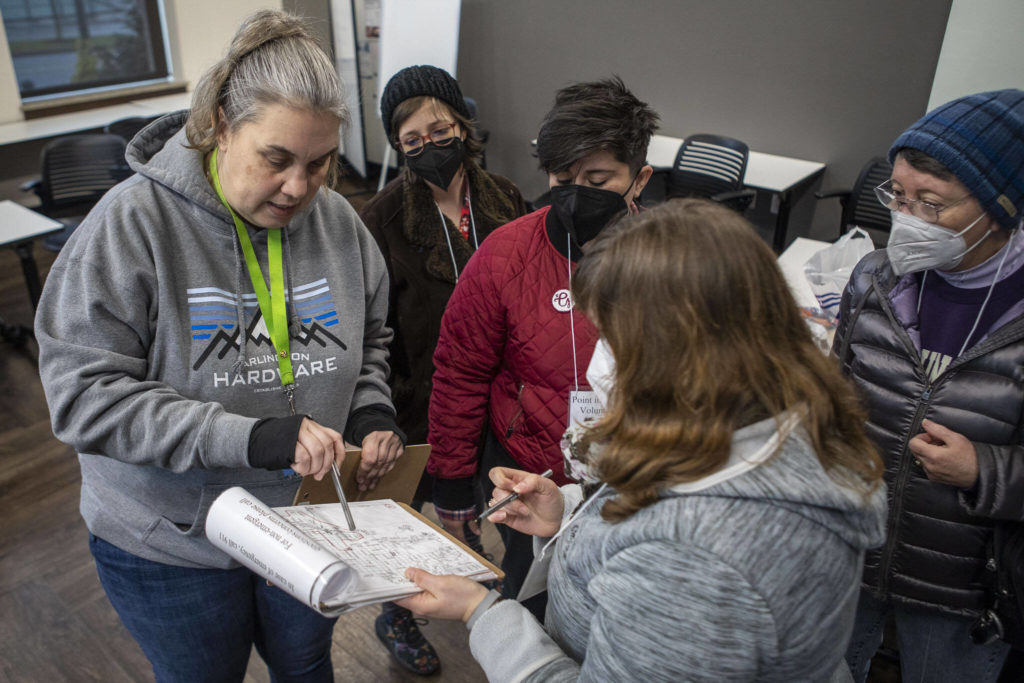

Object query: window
[1,0,170,101]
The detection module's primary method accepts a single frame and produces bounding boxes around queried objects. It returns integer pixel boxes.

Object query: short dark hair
[895,147,956,182]
[536,76,659,175]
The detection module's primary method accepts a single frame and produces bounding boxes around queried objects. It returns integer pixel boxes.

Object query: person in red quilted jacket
[427,77,659,612]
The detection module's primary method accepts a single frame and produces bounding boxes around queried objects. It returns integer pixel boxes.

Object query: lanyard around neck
[434,179,478,282]
[209,149,294,388]
[567,233,579,392]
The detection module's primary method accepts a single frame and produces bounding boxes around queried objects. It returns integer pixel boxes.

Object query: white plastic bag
[803,227,875,322]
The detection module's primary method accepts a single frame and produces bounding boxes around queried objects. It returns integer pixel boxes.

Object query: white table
[1,200,63,311]
[128,92,192,116]
[646,134,825,194]
[777,236,830,309]
[647,134,826,252]
[0,91,191,146]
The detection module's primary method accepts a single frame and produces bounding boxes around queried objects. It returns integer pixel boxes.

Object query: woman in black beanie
[359,64,526,676]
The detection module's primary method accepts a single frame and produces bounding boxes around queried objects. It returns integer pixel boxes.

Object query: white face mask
[585,338,615,410]
[886,210,988,276]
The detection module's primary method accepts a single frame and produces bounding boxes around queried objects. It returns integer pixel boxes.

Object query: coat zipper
[877,385,932,597]
[504,382,525,438]
[872,273,935,598]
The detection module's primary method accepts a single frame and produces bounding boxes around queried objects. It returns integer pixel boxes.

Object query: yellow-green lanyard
[208,149,296,399]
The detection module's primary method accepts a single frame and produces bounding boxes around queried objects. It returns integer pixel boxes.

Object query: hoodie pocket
[142,476,301,566]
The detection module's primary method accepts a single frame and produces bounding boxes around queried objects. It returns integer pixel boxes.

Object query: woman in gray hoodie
[396,199,887,681]
[35,10,402,682]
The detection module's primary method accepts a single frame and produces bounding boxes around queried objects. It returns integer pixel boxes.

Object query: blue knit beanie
[889,89,1024,231]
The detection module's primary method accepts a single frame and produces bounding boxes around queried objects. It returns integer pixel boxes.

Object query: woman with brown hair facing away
[358,65,526,675]
[396,199,887,681]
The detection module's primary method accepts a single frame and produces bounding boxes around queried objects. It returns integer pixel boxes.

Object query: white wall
[170,0,282,94]
[928,0,1024,111]
[0,0,281,125]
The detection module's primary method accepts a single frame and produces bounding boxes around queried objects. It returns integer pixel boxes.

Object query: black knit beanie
[380,65,469,148]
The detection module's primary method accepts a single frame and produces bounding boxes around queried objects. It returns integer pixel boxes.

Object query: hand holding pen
[478,467,564,538]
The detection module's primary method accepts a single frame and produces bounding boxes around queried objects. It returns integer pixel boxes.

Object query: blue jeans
[90,534,337,683]
[844,589,1009,683]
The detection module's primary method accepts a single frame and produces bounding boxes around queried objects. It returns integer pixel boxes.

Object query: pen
[477,469,553,523]
[330,461,356,531]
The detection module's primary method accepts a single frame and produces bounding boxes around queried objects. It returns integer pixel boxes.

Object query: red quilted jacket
[428,207,599,487]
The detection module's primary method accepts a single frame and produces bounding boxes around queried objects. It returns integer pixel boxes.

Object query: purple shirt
[918,248,1024,380]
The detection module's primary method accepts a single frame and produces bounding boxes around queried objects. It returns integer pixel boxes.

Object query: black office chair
[104,115,158,144]
[21,134,132,252]
[666,134,757,213]
[463,96,489,169]
[815,156,893,245]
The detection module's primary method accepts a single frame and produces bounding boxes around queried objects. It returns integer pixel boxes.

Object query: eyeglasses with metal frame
[874,179,971,224]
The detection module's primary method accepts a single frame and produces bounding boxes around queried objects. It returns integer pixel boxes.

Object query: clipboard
[292,443,431,506]
[398,502,504,581]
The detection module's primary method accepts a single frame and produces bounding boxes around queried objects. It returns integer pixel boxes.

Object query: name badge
[569,390,605,429]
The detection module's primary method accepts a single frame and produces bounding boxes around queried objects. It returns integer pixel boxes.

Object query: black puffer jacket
[833,249,1024,617]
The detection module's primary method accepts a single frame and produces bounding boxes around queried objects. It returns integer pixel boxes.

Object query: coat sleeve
[427,236,509,481]
[34,196,256,472]
[830,251,876,373]
[468,542,778,682]
[961,439,1024,521]
[830,283,854,370]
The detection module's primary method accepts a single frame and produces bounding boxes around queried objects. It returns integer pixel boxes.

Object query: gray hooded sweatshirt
[35,112,393,569]
[467,415,887,682]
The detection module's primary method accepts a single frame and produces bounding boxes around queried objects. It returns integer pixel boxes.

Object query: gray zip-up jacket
[467,416,887,682]
[35,112,393,569]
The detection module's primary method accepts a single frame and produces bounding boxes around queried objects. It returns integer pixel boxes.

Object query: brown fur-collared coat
[359,162,526,443]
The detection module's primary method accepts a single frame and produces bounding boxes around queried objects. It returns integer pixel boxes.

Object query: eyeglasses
[398,122,458,157]
[874,179,971,223]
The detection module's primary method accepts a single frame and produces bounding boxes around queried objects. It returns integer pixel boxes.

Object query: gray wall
[285,0,333,54]
[453,0,953,241]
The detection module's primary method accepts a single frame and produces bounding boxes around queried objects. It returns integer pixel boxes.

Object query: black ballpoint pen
[476,469,553,523]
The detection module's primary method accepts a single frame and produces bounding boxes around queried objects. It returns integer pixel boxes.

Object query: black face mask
[549,183,631,247]
[406,138,464,190]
